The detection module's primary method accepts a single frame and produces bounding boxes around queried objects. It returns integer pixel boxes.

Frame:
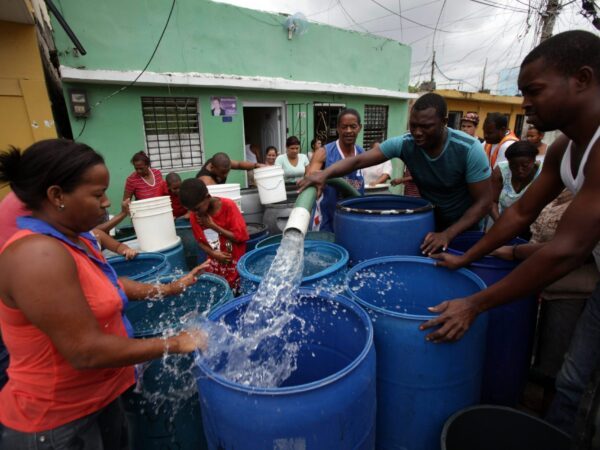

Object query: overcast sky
[213,0,598,93]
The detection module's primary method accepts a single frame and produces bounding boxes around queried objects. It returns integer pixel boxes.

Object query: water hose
[284,178,360,236]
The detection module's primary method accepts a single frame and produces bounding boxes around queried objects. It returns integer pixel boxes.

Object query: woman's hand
[419,297,481,343]
[198,215,216,230]
[168,262,210,294]
[390,176,412,186]
[173,328,208,353]
[420,231,450,256]
[121,199,131,216]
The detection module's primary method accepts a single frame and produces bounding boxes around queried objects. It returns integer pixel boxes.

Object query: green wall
[63,83,408,213]
[52,0,411,91]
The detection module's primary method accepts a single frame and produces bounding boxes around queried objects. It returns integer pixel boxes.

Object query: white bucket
[207,184,243,212]
[130,197,178,252]
[254,166,287,205]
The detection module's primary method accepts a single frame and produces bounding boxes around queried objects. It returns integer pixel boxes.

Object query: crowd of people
[0,29,598,447]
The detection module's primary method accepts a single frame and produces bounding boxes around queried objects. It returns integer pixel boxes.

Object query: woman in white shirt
[275,136,309,183]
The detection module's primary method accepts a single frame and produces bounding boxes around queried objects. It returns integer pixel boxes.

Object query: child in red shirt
[179,178,249,289]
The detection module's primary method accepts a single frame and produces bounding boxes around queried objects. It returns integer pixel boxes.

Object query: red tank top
[0,230,135,432]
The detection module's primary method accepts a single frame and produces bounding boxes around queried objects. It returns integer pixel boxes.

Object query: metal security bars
[141,97,203,170]
[363,105,388,150]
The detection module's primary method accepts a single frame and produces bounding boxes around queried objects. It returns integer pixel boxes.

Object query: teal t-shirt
[275,153,309,183]
[380,128,490,229]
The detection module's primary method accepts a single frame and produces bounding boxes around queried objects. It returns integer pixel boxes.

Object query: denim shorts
[0,397,129,450]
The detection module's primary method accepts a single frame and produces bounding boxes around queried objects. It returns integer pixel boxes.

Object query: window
[363,105,389,150]
[447,111,462,129]
[141,97,203,170]
[314,103,346,144]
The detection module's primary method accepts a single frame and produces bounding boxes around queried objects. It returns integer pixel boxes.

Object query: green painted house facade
[51,0,413,211]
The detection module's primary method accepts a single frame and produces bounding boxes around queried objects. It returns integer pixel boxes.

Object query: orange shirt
[0,230,135,432]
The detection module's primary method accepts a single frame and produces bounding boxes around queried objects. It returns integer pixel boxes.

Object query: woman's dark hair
[0,139,105,210]
[505,141,538,160]
[337,108,362,125]
[265,146,278,155]
[179,178,209,209]
[310,138,321,149]
[286,136,301,147]
[131,151,150,165]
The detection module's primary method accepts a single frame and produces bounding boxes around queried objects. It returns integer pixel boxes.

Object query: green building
[51,0,414,210]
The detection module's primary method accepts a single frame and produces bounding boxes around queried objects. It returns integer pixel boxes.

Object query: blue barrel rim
[237,241,349,284]
[107,252,169,279]
[129,272,233,338]
[440,404,572,445]
[256,231,335,249]
[447,231,528,270]
[196,287,374,395]
[336,194,435,215]
[346,256,486,321]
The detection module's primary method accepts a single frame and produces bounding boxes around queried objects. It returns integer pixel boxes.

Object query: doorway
[242,102,285,161]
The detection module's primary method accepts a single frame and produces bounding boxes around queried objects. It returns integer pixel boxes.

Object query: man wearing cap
[460,112,483,142]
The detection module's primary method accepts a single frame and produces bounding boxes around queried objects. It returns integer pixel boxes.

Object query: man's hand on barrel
[297,171,327,197]
[420,230,450,256]
[429,252,468,270]
[419,297,480,343]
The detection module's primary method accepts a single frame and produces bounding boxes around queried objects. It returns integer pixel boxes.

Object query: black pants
[0,398,129,450]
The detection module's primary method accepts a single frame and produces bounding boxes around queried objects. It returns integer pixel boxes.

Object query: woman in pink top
[0,139,209,448]
[123,151,165,200]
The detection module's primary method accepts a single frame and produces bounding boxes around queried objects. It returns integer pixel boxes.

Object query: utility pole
[480,58,488,92]
[539,0,561,44]
[430,50,436,83]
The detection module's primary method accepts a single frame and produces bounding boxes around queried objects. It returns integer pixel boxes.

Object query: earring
[58,204,65,210]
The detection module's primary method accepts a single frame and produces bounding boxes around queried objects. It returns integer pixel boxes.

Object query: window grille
[363,105,388,150]
[141,96,203,170]
[313,103,346,144]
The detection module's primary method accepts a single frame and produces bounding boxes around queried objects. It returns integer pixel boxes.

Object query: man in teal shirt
[298,93,492,254]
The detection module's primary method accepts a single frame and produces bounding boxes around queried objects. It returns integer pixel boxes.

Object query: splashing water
[199,229,308,387]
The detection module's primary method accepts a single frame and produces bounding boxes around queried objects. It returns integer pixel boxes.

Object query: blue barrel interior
[256,230,335,248]
[108,253,170,282]
[125,273,233,338]
[346,256,488,450]
[123,274,232,450]
[237,241,348,294]
[335,195,435,265]
[448,231,538,406]
[195,289,376,449]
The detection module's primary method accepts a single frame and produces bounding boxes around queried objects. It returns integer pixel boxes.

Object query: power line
[337,0,370,32]
[75,0,177,140]
[369,0,453,32]
[469,0,530,12]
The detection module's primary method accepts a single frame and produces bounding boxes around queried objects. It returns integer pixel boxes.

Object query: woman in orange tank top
[0,140,209,449]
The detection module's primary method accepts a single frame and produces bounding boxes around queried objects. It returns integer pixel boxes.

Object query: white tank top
[559,125,600,270]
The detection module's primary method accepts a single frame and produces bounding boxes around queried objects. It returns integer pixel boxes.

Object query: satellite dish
[284,12,309,40]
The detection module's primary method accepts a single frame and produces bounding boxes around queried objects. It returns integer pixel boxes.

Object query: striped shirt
[124,168,164,200]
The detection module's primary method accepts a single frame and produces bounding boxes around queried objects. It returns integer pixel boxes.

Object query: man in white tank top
[420,30,600,438]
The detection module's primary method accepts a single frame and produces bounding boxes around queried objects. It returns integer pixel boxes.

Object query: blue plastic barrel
[115,224,136,242]
[237,241,349,295]
[175,218,202,270]
[346,256,488,450]
[447,231,538,406]
[195,288,376,449]
[255,230,335,249]
[158,240,187,272]
[334,195,435,265]
[123,274,232,450]
[245,222,269,251]
[108,253,171,282]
